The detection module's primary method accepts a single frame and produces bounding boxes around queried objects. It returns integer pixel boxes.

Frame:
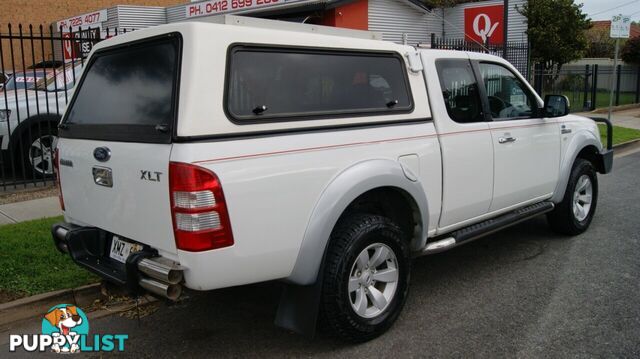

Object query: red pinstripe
[192,121,560,164]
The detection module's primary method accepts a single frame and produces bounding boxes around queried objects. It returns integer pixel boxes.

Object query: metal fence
[532,63,640,112]
[0,24,131,190]
[430,34,530,79]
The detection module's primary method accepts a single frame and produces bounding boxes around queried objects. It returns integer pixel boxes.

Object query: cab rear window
[226,46,413,122]
[60,34,181,143]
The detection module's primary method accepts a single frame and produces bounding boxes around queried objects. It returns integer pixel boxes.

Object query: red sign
[62,33,75,60]
[62,29,101,61]
[464,5,504,45]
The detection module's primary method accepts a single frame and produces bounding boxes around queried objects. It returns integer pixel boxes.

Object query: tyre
[321,213,410,342]
[547,158,598,235]
[17,124,58,178]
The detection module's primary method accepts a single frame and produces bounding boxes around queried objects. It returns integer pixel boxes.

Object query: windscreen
[61,34,180,143]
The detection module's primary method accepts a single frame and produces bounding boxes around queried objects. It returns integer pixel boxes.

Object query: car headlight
[0,109,10,122]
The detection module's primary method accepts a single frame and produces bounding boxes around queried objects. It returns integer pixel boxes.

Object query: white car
[51,17,613,342]
[0,64,82,177]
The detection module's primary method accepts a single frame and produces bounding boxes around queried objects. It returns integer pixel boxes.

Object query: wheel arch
[286,159,429,286]
[8,113,61,151]
[551,130,601,203]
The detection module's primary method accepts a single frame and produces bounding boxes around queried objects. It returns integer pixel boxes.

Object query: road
[6,150,640,358]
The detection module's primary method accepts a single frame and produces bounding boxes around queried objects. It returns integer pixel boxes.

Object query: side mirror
[543,95,570,117]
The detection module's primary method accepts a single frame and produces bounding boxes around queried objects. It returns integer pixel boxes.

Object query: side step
[421,201,555,255]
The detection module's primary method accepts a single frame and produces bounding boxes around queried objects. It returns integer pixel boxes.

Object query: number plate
[109,236,142,263]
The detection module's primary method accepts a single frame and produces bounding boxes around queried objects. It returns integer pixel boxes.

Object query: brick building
[0,0,183,70]
[0,0,183,28]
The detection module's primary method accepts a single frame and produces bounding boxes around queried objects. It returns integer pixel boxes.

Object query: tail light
[169,162,234,251]
[53,148,65,211]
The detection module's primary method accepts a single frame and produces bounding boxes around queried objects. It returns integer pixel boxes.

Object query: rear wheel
[18,125,58,178]
[547,158,598,235]
[321,214,410,342]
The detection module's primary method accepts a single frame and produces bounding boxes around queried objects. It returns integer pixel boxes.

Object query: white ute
[52,16,613,342]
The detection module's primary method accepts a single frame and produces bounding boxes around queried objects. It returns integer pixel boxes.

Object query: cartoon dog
[43,305,83,353]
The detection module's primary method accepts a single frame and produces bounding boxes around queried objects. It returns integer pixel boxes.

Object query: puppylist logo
[9,304,128,354]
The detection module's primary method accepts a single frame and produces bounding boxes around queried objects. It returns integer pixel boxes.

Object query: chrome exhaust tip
[52,225,70,253]
[138,277,182,301]
[54,226,69,240]
[137,257,183,285]
[56,241,69,254]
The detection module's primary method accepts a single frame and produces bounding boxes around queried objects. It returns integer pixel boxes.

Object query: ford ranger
[51,16,613,342]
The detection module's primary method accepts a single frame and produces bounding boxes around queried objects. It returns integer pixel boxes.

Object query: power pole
[608,38,619,122]
[503,0,509,60]
[608,14,631,121]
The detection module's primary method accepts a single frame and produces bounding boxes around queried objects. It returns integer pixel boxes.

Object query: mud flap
[274,272,324,338]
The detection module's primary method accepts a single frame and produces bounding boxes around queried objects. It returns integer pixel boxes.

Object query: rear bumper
[52,222,183,300]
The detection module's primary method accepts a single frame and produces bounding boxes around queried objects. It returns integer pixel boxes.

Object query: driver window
[479,63,537,120]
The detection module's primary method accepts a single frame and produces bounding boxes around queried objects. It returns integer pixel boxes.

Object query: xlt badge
[140,170,162,182]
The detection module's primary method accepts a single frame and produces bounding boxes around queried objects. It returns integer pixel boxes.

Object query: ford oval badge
[93,147,111,162]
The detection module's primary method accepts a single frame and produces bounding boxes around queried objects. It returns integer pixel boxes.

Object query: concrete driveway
[4,150,640,358]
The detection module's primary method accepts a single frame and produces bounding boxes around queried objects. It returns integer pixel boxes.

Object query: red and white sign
[464,5,504,45]
[186,0,300,18]
[62,33,76,60]
[14,76,39,84]
[56,9,107,32]
[62,28,101,61]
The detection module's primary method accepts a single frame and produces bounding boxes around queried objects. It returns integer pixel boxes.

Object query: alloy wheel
[28,134,58,176]
[572,174,593,222]
[348,243,399,319]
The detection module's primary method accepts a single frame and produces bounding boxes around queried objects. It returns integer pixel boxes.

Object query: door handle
[498,137,517,144]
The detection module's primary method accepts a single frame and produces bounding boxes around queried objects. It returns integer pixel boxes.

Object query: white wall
[368,0,434,45]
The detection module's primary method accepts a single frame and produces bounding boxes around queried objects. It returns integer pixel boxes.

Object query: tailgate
[58,139,176,254]
[55,33,182,255]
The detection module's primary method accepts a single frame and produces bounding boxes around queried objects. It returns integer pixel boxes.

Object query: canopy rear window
[60,34,181,143]
[226,46,413,122]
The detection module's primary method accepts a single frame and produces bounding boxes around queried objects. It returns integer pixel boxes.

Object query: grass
[598,124,640,146]
[0,216,97,301]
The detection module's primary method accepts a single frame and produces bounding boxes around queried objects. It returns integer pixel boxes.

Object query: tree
[584,26,616,58]
[621,37,640,64]
[519,0,591,83]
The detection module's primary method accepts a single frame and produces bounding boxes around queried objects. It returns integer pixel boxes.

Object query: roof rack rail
[189,15,382,41]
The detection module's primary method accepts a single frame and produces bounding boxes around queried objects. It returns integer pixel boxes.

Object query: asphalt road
[7,150,640,358]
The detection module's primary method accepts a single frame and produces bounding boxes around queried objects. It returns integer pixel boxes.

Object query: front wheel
[321,214,410,342]
[547,158,598,235]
